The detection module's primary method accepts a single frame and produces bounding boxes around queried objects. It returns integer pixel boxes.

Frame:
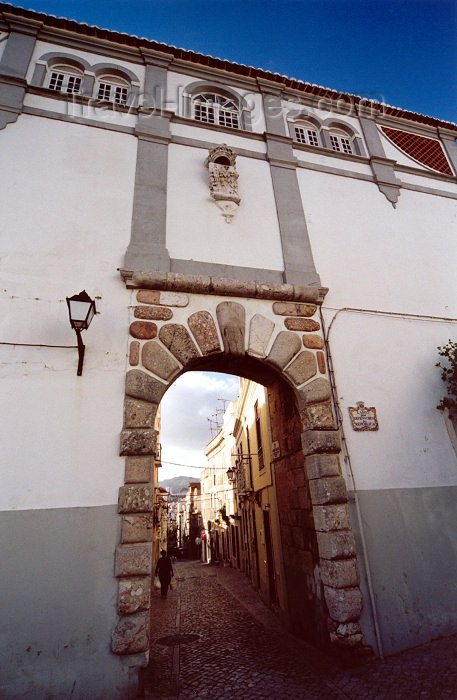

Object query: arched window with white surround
[192,93,240,129]
[294,120,320,147]
[95,74,130,105]
[46,64,83,95]
[329,128,354,154]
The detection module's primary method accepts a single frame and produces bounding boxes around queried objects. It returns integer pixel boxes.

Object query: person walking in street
[155,549,174,599]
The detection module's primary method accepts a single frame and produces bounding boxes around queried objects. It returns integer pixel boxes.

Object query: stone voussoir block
[317,531,356,560]
[248,313,275,358]
[320,558,360,588]
[267,331,301,369]
[118,484,154,513]
[125,369,166,405]
[120,429,157,456]
[303,402,335,430]
[273,301,317,316]
[111,611,149,655]
[305,454,341,480]
[142,340,181,381]
[115,543,153,577]
[309,476,347,505]
[303,334,324,349]
[301,430,341,456]
[298,378,332,406]
[313,503,350,532]
[118,576,151,615]
[188,310,221,356]
[216,301,246,355]
[284,350,317,386]
[324,586,363,623]
[159,324,200,365]
[129,341,140,366]
[285,318,320,332]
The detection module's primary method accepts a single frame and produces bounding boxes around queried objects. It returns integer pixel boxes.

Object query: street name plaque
[348,402,379,431]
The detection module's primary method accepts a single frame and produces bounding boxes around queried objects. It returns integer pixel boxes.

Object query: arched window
[192,93,240,129]
[329,128,354,154]
[46,64,83,95]
[95,75,130,105]
[294,121,320,147]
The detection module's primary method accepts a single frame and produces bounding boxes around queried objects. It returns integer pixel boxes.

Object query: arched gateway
[111,272,364,661]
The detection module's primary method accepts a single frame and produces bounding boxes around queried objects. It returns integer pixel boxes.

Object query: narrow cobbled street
[141,560,457,699]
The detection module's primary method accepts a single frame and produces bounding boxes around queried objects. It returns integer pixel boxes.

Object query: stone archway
[111,272,364,663]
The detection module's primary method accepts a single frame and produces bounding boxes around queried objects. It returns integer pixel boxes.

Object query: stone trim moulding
[112,282,367,663]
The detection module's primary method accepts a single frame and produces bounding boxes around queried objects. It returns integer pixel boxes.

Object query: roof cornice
[1,1,456,133]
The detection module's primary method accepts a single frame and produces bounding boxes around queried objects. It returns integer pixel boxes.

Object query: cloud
[159,371,239,480]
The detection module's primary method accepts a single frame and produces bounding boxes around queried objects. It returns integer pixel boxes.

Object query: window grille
[330,133,353,154]
[97,81,128,105]
[295,125,319,146]
[48,69,82,95]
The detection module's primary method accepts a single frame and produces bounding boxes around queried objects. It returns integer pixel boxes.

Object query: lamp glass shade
[226,467,234,481]
[66,290,96,330]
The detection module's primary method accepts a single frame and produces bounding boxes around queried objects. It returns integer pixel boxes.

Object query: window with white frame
[329,129,353,154]
[294,123,319,146]
[192,93,240,129]
[47,65,82,94]
[95,75,129,105]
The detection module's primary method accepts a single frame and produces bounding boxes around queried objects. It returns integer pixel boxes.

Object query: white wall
[166,142,284,271]
[0,114,137,510]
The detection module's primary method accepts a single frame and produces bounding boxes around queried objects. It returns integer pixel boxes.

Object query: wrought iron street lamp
[226,466,234,482]
[66,290,96,376]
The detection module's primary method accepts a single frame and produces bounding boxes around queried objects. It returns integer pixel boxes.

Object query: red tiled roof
[2,2,457,134]
[382,127,453,175]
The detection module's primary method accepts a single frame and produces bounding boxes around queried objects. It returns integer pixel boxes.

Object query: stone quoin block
[188,310,221,355]
[129,321,157,340]
[121,514,154,543]
[115,543,153,577]
[303,402,335,430]
[285,318,320,332]
[124,456,154,484]
[267,331,301,369]
[320,558,360,588]
[125,369,166,404]
[313,504,351,532]
[317,531,356,560]
[134,305,173,321]
[142,340,181,381]
[216,301,246,355]
[284,350,317,386]
[324,586,363,623]
[158,324,200,365]
[309,476,348,505]
[168,273,211,295]
[129,341,140,366]
[111,611,149,655]
[118,485,154,513]
[248,313,275,358]
[273,302,317,316]
[303,334,325,349]
[124,398,156,429]
[305,454,341,480]
[255,282,294,300]
[118,577,151,615]
[137,290,189,307]
[317,351,326,374]
[299,377,332,405]
[120,429,157,456]
[301,430,341,456]
[212,277,256,297]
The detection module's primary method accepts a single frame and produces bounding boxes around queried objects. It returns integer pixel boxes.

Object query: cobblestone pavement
[141,560,457,699]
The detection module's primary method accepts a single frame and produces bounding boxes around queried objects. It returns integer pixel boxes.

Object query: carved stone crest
[205,144,240,223]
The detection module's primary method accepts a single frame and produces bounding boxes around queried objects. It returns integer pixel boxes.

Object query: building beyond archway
[111,272,364,661]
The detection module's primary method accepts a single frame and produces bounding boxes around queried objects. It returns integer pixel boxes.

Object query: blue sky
[15,0,457,123]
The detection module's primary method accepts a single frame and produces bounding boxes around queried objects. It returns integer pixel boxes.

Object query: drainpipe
[319,307,385,660]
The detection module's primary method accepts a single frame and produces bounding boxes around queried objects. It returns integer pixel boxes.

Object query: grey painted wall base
[349,484,457,656]
[0,505,138,700]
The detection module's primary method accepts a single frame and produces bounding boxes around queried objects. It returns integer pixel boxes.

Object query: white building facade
[1,3,457,698]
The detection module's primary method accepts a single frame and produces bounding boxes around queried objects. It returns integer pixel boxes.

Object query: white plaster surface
[294,148,372,175]
[324,308,457,491]
[166,143,284,271]
[23,92,139,128]
[0,114,136,510]
[170,121,266,152]
[298,168,457,317]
